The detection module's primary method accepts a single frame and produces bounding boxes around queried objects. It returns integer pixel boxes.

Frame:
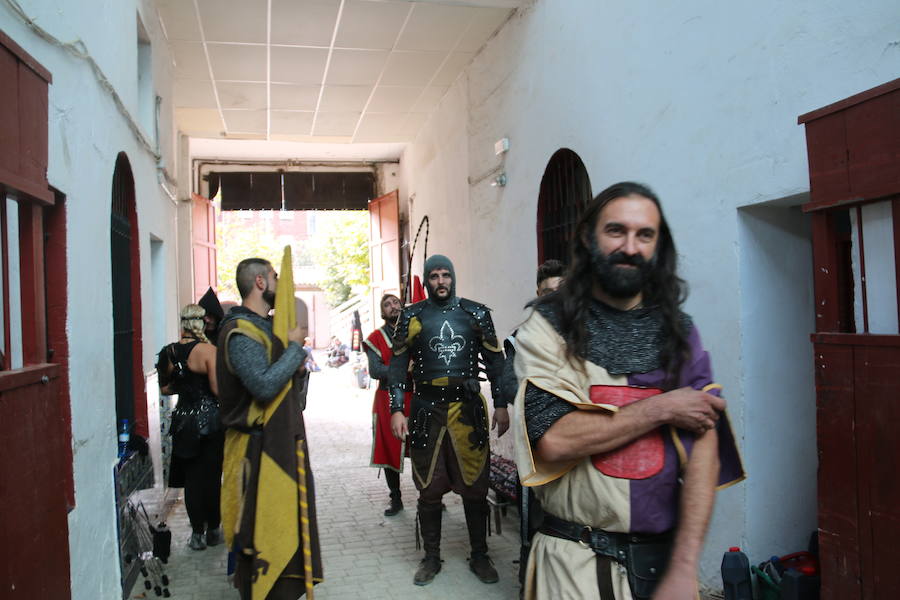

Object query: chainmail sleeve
[523,382,576,446]
[227,335,304,403]
[498,341,518,406]
[365,346,390,382]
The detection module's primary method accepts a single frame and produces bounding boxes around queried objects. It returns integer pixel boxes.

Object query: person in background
[326,336,349,368]
[499,259,566,405]
[157,304,224,551]
[364,294,412,516]
[198,287,226,346]
[303,337,320,372]
[497,258,565,588]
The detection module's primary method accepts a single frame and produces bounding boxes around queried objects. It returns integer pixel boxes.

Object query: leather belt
[417,377,470,387]
[539,512,673,599]
[540,512,629,563]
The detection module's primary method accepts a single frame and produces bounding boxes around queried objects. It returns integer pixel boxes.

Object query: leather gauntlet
[389,383,406,413]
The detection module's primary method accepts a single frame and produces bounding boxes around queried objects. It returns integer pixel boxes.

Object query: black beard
[590,239,653,299]
[262,285,276,308]
[429,285,451,301]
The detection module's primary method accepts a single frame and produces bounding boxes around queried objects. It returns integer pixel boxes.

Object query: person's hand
[492,407,510,437]
[651,569,699,599]
[287,324,304,345]
[390,412,408,440]
[654,387,725,435]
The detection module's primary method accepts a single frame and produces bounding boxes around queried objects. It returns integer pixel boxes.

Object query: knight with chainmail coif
[387,254,508,587]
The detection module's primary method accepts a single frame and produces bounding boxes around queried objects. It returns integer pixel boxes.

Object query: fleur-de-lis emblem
[429,321,466,365]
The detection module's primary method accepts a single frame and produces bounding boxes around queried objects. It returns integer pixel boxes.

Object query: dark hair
[536,259,565,286]
[235,258,272,298]
[532,181,689,382]
[380,293,400,319]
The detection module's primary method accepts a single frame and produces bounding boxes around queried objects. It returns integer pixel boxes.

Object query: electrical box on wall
[494,138,509,155]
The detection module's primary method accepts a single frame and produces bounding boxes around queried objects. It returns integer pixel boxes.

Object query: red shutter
[192,193,218,298]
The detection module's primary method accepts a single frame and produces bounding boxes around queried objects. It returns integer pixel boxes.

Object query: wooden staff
[296,439,314,599]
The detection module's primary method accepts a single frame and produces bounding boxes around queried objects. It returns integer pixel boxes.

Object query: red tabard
[366,328,411,472]
[589,385,665,479]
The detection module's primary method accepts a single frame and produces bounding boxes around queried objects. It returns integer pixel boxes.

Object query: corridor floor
[147,358,522,600]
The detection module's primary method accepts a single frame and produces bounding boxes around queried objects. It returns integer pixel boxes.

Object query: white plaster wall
[401,0,900,589]
[0,1,180,597]
[738,202,817,558]
[850,200,898,334]
[376,162,402,198]
[402,80,472,290]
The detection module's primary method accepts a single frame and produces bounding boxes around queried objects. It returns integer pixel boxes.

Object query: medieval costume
[158,340,224,550]
[364,323,412,515]
[388,255,505,584]
[513,300,744,600]
[217,306,322,599]
[198,286,225,346]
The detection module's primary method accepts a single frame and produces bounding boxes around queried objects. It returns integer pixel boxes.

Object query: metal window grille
[536,149,592,264]
[111,154,135,424]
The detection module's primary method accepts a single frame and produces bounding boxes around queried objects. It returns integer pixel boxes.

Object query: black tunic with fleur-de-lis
[386,295,505,488]
[389,296,504,405]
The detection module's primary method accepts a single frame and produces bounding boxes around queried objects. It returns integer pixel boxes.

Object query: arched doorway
[536,149,592,264]
[295,296,309,341]
[110,152,146,435]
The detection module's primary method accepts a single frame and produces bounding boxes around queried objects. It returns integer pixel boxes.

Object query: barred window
[536,149,592,264]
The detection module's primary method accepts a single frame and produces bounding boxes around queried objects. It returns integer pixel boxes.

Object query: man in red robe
[364,293,412,516]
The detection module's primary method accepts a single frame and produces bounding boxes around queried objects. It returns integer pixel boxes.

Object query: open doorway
[192,167,400,354]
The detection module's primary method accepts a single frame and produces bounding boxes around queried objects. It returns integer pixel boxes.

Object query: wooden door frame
[368,189,401,323]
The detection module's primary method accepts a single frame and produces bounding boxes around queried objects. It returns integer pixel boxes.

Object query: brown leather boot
[464,499,499,583]
[413,502,443,585]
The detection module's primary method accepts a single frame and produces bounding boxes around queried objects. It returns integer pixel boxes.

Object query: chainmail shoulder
[534,299,692,375]
[523,382,576,445]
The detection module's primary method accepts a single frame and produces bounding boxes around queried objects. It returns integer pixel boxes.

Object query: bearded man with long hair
[512,182,744,600]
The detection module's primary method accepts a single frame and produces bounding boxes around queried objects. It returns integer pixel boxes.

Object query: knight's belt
[417,376,478,387]
[539,512,672,564]
[415,378,481,405]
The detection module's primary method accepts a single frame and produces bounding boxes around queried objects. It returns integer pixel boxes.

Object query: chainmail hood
[535,298,691,375]
[423,254,456,304]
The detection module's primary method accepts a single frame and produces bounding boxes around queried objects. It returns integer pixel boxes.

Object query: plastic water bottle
[721,546,752,600]
[118,418,130,458]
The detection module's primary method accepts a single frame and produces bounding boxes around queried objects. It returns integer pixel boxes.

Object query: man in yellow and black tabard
[217,257,322,599]
[387,254,508,587]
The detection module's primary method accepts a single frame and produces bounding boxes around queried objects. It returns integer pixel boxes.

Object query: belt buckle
[578,525,593,548]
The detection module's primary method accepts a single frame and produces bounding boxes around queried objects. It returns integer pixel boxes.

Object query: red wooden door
[812,335,900,599]
[801,78,900,600]
[0,365,70,598]
[369,190,401,318]
[192,193,217,299]
[0,32,71,598]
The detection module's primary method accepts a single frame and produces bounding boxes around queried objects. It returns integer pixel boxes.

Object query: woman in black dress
[157,304,223,550]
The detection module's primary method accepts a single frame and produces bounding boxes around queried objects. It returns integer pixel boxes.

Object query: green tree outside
[308,211,370,307]
[215,213,285,302]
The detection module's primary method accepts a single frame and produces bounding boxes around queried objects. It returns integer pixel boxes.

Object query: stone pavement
[138,357,523,600]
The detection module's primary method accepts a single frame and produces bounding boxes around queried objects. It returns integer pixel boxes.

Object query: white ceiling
[156,0,518,144]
